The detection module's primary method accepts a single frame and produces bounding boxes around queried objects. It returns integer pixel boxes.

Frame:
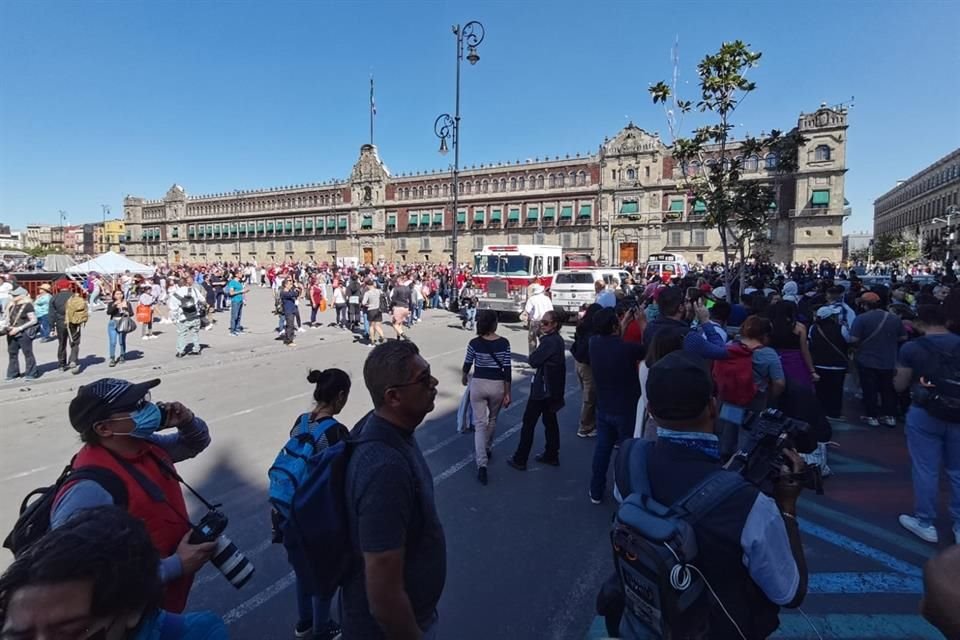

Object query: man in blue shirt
[639,351,808,638]
[895,304,960,545]
[225,270,248,336]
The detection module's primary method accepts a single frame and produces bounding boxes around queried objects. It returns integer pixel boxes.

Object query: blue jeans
[905,405,960,534]
[38,315,51,340]
[591,411,632,499]
[107,321,126,360]
[230,300,243,333]
[431,293,441,309]
[462,307,476,329]
[295,575,332,631]
[413,300,423,322]
[363,311,370,339]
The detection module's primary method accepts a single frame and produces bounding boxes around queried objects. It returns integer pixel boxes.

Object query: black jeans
[513,397,560,463]
[284,312,297,344]
[858,364,898,418]
[7,333,37,378]
[56,322,81,368]
[815,367,847,418]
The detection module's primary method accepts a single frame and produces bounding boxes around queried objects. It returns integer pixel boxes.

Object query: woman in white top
[331,280,348,328]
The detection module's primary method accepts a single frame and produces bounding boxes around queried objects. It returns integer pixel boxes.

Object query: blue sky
[1,0,958,233]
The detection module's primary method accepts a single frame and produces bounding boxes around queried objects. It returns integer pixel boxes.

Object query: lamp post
[434,20,485,274]
[933,204,959,268]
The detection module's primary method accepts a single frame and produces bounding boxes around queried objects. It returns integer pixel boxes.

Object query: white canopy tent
[66,251,154,276]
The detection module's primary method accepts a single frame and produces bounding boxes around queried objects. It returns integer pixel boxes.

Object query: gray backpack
[610,439,747,639]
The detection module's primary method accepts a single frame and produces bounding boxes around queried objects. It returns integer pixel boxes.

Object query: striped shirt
[463,336,512,381]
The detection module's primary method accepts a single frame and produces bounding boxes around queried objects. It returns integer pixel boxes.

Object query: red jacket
[57,443,193,612]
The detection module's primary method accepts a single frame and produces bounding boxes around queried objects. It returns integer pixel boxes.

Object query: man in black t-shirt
[344,341,445,639]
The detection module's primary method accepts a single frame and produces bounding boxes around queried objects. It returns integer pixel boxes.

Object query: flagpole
[370,76,375,145]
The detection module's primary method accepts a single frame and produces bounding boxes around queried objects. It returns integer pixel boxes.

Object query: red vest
[58,443,194,612]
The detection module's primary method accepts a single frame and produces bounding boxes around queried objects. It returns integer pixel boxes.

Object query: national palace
[123,103,849,267]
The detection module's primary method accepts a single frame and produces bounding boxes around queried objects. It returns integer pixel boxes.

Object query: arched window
[569,172,576,185]
[557,174,565,187]
[510,177,517,191]
[492,179,498,193]
[549,174,556,188]
[500,178,507,192]
[626,168,636,180]
[744,155,759,172]
[418,186,425,198]
[537,175,545,189]
[579,171,587,186]
[518,176,525,190]
[466,182,473,194]
[482,180,488,193]
[764,153,778,169]
[442,183,449,197]
[815,145,831,161]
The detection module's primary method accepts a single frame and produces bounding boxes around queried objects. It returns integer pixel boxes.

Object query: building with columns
[124,104,848,266]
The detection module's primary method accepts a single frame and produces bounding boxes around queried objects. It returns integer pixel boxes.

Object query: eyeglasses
[388,368,434,391]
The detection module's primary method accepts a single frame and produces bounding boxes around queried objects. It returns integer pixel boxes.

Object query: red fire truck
[472,244,562,315]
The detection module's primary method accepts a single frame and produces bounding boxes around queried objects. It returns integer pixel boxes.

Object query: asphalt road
[0,287,950,639]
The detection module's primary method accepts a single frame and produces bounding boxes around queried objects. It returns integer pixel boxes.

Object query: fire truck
[471,244,563,315]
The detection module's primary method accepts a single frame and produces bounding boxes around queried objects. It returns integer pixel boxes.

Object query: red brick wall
[662,156,675,180]
[385,184,396,200]
[341,188,351,204]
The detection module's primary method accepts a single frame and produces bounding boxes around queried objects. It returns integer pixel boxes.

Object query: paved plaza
[0,287,947,639]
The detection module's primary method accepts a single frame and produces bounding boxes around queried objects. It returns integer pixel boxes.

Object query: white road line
[222,380,579,625]
[0,464,57,483]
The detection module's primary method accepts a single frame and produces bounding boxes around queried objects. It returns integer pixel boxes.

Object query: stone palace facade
[124,104,848,267]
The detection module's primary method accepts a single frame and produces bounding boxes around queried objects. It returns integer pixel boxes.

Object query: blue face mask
[123,402,163,439]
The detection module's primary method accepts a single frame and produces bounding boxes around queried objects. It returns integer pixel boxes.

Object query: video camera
[724,409,823,496]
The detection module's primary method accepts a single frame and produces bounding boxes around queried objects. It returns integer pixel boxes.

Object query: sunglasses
[388,368,434,391]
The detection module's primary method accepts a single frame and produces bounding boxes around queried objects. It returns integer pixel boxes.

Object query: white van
[550,268,630,315]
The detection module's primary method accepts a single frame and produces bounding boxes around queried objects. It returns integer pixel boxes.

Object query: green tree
[649,40,805,299]
[872,233,918,262]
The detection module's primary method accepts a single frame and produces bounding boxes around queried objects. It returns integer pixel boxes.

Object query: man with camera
[50,378,217,613]
[633,351,809,638]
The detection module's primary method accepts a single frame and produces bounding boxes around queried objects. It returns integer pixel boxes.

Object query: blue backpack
[267,414,339,523]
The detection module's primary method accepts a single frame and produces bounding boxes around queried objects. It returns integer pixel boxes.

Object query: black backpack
[3,459,128,556]
[911,338,960,422]
[175,291,200,321]
[604,439,747,639]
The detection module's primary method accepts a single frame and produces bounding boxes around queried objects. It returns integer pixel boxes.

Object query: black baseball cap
[646,351,713,421]
[69,378,161,434]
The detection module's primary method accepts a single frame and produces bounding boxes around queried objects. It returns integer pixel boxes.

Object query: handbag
[115,315,137,334]
[319,298,327,313]
[135,304,153,324]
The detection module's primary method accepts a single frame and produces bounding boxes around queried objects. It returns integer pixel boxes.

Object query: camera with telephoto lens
[724,409,824,497]
[189,510,255,589]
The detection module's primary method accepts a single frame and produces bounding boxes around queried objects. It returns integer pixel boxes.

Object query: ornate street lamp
[434,20,485,272]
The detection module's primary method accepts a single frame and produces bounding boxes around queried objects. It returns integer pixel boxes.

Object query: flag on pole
[370,76,376,115]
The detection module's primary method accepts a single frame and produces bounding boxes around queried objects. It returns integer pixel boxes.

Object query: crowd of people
[1,255,959,640]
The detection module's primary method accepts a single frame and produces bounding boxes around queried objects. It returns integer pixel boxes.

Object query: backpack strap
[62,466,129,509]
[670,470,748,525]
[614,439,653,503]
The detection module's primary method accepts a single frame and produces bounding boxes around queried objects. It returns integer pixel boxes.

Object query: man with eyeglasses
[343,341,446,639]
[48,378,216,614]
[0,506,227,640]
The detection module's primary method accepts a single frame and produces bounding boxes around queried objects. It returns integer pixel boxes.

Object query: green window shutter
[693,200,707,212]
[543,207,556,219]
[387,215,397,227]
[620,202,639,214]
[417,213,427,225]
[214,224,221,235]
[257,222,265,232]
[490,209,502,222]
[811,190,830,206]
[285,221,293,232]
[327,218,336,230]
[338,218,347,229]
[304,218,313,230]
[295,219,303,231]
[266,222,274,232]
[527,207,539,220]
[188,226,195,237]
[231,224,238,234]
[238,224,246,235]
[206,225,213,236]
[474,210,485,222]
[560,206,573,219]
[669,200,684,212]
[361,216,372,229]
[409,213,418,226]
[508,208,520,221]
[579,204,592,218]
[275,220,283,233]
[432,212,443,225]
[456,211,466,223]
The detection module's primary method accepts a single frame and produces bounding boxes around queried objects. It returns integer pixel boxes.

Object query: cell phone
[686,287,701,302]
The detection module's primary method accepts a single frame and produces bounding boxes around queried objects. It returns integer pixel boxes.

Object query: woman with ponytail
[269,368,351,640]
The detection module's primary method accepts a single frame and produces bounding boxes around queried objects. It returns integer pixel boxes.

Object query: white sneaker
[861,416,880,427]
[141,335,149,340]
[880,416,897,428]
[898,514,938,543]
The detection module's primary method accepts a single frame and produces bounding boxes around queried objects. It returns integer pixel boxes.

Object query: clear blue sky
[1,0,958,233]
